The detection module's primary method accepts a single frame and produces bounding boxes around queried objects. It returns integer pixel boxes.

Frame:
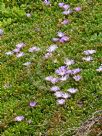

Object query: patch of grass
[0,0,102,135]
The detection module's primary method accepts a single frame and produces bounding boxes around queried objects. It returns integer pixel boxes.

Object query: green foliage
[0,0,102,135]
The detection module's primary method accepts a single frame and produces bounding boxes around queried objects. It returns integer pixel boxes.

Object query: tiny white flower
[23,62,31,66]
[26,13,31,17]
[5,51,13,55]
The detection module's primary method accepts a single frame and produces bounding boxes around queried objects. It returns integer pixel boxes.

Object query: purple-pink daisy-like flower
[16,43,25,49]
[28,46,40,52]
[59,75,69,81]
[50,77,59,84]
[57,32,65,38]
[62,92,71,99]
[45,76,53,81]
[66,69,73,75]
[50,86,60,92]
[59,36,70,43]
[58,2,64,8]
[45,76,59,84]
[57,99,65,105]
[14,116,24,122]
[54,91,63,98]
[13,48,20,53]
[61,19,69,25]
[63,4,70,10]
[44,0,50,5]
[16,52,25,58]
[83,50,96,55]
[82,56,93,62]
[72,68,81,75]
[55,66,68,76]
[74,7,81,12]
[47,44,58,52]
[67,88,78,94]
[62,10,73,15]
[64,58,75,66]
[73,75,81,81]
[43,52,52,59]
[52,37,59,42]
[29,101,37,107]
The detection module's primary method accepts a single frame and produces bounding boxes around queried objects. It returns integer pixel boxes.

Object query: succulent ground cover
[0,0,102,135]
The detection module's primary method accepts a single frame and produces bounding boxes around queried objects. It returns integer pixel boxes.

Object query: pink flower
[67,88,78,94]
[59,36,70,43]
[44,0,50,5]
[16,52,25,58]
[58,2,64,8]
[50,86,60,92]
[74,7,81,12]
[61,19,69,25]
[45,76,53,81]
[62,10,72,15]
[50,77,59,84]
[83,50,96,55]
[26,13,31,17]
[43,52,52,59]
[82,56,93,62]
[28,46,40,52]
[16,43,25,49]
[59,75,69,81]
[14,116,24,122]
[73,75,81,81]
[57,99,65,105]
[55,66,68,76]
[47,44,58,52]
[13,48,20,53]
[29,101,37,107]
[45,76,59,84]
[64,58,75,66]
[54,91,63,98]
[72,68,81,75]
[57,32,65,38]
[62,92,71,99]
[63,4,70,10]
